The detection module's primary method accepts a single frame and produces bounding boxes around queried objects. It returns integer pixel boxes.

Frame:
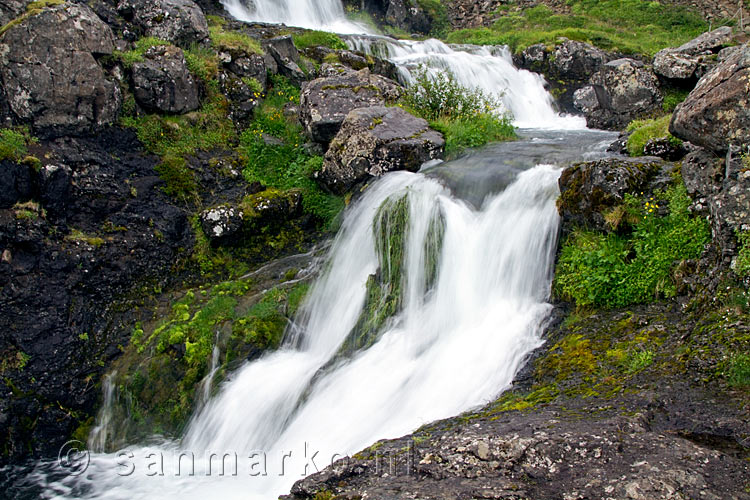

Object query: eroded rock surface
[132,44,201,114]
[117,0,209,46]
[653,27,733,81]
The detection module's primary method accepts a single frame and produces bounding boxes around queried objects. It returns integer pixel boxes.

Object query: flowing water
[9,1,618,498]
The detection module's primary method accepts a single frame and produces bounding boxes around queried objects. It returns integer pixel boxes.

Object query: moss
[113,37,171,69]
[0,350,30,374]
[65,229,106,248]
[292,30,347,50]
[0,127,36,162]
[734,231,750,278]
[209,25,263,55]
[662,88,690,112]
[626,115,681,156]
[154,155,199,204]
[184,45,219,82]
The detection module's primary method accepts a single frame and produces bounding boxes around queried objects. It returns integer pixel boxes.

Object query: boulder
[117,0,209,47]
[300,66,401,146]
[642,137,688,161]
[241,188,303,233]
[573,59,662,130]
[218,71,260,124]
[225,53,268,91]
[558,157,666,232]
[0,2,121,137]
[0,0,29,25]
[653,27,733,81]
[200,204,244,242]
[264,35,306,85]
[132,45,201,114]
[670,43,750,154]
[318,106,444,194]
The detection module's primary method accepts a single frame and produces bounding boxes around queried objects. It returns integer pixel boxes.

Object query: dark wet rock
[265,35,306,85]
[670,43,750,154]
[0,2,121,137]
[318,106,444,194]
[558,157,666,232]
[516,40,610,113]
[117,0,209,47]
[573,59,662,130]
[224,53,268,91]
[642,137,688,161]
[132,44,201,114]
[0,161,34,209]
[342,0,433,35]
[218,71,260,124]
[606,132,630,155]
[299,66,402,146]
[681,148,724,201]
[200,204,244,242]
[653,27,733,81]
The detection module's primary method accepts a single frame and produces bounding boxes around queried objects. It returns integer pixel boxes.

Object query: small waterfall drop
[220,0,370,34]
[88,371,118,453]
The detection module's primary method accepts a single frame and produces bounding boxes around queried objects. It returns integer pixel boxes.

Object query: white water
[87,372,117,454]
[34,164,563,499]
[220,0,371,34]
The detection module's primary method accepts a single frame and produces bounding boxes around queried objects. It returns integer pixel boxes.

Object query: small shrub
[0,128,32,162]
[292,30,347,50]
[626,115,681,156]
[726,354,750,387]
[625,349,654,373]
[555,180,710,308]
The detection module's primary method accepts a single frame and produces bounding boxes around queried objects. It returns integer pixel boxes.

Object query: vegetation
[0,0,64,37]
[735,231,750,278]
[626,115,682,156]
[726,354,750,387]
[555,180,710,308]
[416,0,450,37]
[292,30,347,50]
[113,37,171,68]
[0,127,35,162]
[209,25,263,55]
[446,1,708,56]
[401,69,515,155]
[662,88,690,113]
[239,75,344,226]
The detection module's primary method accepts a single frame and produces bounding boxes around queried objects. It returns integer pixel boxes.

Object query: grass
[445,1,709,56]
[735,231,750,278]
[0,128,35,162]
[400,68,515,155]
[113,37,171,68]
[626,115,682,156]
[726,354,750,387]
[555,179,711,308]
[238,75,344,226]
[209,25,263,55]
[292,30,347,50]
[662,88,690,113]
[416,0,450,37]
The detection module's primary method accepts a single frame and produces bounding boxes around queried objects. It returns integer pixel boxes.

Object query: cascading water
[220,0,370,34]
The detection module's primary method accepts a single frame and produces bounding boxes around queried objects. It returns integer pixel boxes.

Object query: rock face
[342,0,433,34]
[264,35,306,85]
[653,27,733,81]
[318,106,444,194]
[516,40,609,113]
[300,66,401,146]
[670,43,750,154]
[0,0,29,25]
[200,204,244,242]
[117,0,209,46]
[573,59,662,130]
[557,157,667,233]
[0,2,121,137]
[132,45,201,114]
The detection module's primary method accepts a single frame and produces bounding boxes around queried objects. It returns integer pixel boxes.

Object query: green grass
[292,30,347,50]
[662,88,690,113]
[735,231,750,278]
[555,179,711,308]
[430,113,515,156]
[726,354,750,387]
[113,37,171,68]
[238,75,344,226]
[626,115,682,156]
[0,128,35,162]
[209,25,263,55]
[184,45,220,82]
[445,1,709,56]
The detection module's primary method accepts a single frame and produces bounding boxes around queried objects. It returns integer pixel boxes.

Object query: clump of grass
[555,179,710,308]
[446,1,708,56]
[0,128,35,162]
[239,75,344,226]
[114,37,171,68]
[626,115,682,156]
[184,45,219,82]
[726,354,750,387]
[401,68,515,155]
[734,231,750,278]
[625,349,654,373]
[65,229,106,248]
[662,88,690,112]
[292,30,347,50]
[209,25,263,55]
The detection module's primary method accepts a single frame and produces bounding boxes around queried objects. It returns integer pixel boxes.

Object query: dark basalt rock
[299,65,401,147]
[642,137,688,161]
[317,106,444,195]
[0,2,121,137]
[670,43,750,155]
[116,0,209,47]
[132,44,201,114]
[653,27,733,81]
[264,35,307,86]
[573,59,663,130]
[0,0,30,25]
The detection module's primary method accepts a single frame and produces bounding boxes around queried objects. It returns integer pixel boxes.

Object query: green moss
[445,1,708,56]
[292,30,347,50]
[154,155,199,204]
[65,229,106,248]
[726,354,750,388]
[0,127,35,162]
[555,179,710,308]
[239,76,344,226]
[662,88,690,112]
[626,115,681,156]
[184,45,219,82]
[0,0,63,37]
[209,25,263,55]
[113,37,171,69]
[0,350,30,374]
[734,231,750,278]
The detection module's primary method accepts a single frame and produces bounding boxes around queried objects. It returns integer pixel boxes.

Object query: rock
[574,59,662,130]
[653,27,733,81]
[558,157,666,232]
[642,137,688,161]
[219,71,260,124]
[681,148,723,201]
[670,43,750,154]
[0,0,29,25]
[0,2,121,137]
[300,66,401,146]
[241,189,303,234]
[132,45,201,114]
[0,161,34,209]
[265,35,306,85]
[225,53,268,90]
[117,0,209,47]
[318,106,444,194]
[200,204,244,242]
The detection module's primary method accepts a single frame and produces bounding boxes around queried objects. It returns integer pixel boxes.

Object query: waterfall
[220,0,370,34]
[87,371,117,453]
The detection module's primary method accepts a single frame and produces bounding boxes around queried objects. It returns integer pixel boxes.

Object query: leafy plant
[555,180,710,308]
